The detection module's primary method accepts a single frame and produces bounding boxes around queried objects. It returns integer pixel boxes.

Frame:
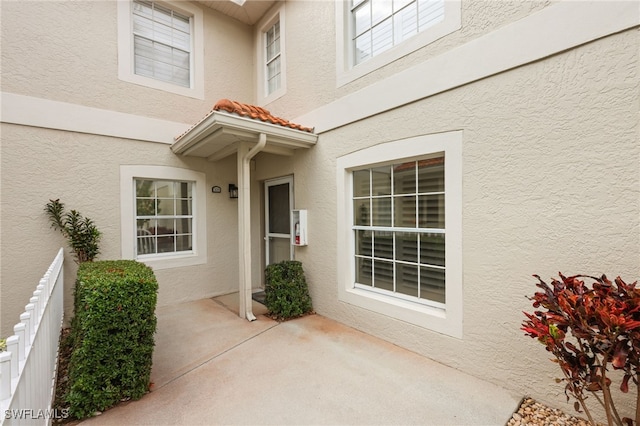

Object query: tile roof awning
[171,99,318,161]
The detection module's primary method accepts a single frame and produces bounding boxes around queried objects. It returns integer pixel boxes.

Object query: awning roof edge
[171,110,318,161]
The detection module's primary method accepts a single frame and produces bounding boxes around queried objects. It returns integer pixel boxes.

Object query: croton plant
[523,273,640,426]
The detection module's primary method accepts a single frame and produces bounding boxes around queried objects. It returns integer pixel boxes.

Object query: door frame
[264,175,294,267]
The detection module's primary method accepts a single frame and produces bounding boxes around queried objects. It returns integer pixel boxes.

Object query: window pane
[372,166,391,195]
[373,259,394,291]
[372,197,391,226]
[395,195,416,227]
[137,219,155,234]
[355,31,372,64]
[372,17,393,56]
[396,263,419,297]
[395,232,418,263]
[373,231,393,259]
[353,2,371,36]
[355,230,372,256]
[420,266,445,303]
[394,1,418,43]
[354,199,370,226]
[158,236,175,253]
[157,198,175,216]
[176,234,192,251]
[353,170,370,197]
[156,218,175,235]
[137,234,155,255]
[371,0,392,24]
[356,257,373,286]
[175,218,192,234]
[268,183,290,234]
[418,156,444,193]
[393,161,415,194]
[420,233,445,266]
[418,194,444,228]
[136,198,156,216]
[175,199,192,215]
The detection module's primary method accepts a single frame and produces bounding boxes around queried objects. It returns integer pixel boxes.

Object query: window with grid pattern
[265,21,281,95]
[352,0,444,65]
[135,179,193,257]
[132,0,191,87]
[352,155,446,305]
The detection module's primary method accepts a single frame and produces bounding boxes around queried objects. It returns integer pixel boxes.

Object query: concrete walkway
[80,297,520,425]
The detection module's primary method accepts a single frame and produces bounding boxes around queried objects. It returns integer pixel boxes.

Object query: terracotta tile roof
[213,99,314,133]
[174,99,314,142]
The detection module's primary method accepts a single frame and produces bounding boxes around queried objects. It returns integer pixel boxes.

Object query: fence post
[13,324,25,362]
[0,352,11,400]
[19,313,31,347]
[6,336,18,379]
[25,304,36,337]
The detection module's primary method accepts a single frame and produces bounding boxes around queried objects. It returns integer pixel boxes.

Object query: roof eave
[171,111,317,160]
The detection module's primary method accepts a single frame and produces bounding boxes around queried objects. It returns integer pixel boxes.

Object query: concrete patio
[79,296,520,425]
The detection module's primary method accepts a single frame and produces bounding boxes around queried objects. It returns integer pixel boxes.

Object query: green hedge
[67,260,158,419]
[265,260,313,320]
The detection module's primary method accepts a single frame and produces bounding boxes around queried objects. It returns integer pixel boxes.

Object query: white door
[265,176,294,266]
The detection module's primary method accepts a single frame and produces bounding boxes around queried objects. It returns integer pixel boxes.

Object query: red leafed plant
[522,273,640,426]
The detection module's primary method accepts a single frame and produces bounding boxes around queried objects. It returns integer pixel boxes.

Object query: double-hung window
[132,1,191,87]
[336,132,462,338]
[353,156,446,304]
[117,0,204,98]
[336,0,461,86]
[265,21,281,95]
[352,0,445,65]
[120,166,207,270]
[135,179,193,256]
[256,5,286,103]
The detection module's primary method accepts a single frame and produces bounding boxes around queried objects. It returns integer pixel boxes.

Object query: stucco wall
[0,124,239,336]
[290,28,639,416]
[0,1,254,123]
[265,0,551,119]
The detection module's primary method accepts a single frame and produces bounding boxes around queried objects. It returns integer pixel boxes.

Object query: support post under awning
[237,134,267,321]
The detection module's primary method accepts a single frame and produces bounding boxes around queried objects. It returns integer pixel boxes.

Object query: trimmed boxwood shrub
[67,260,158,419]
[265,260,313,320]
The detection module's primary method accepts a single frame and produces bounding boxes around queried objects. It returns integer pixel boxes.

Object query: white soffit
[195,0,275,25]
[170,111,318,161]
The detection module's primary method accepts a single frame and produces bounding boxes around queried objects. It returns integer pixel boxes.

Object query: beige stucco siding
[265,0,551,119]
[290,28,639,414]
[0,1,254,123]
[0,124,239,336]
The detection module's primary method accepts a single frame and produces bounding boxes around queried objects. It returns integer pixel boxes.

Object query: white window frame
[121,165,207,269]
[256,4,286,104]
[336,131,462,338]
[335,0,461,87]
[117,0,205,99]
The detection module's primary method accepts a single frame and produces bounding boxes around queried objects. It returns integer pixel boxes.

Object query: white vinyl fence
[0,248,65,425]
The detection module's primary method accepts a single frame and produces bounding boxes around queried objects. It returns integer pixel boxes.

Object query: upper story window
[256,5,286,103]
[117,0,205,99]
[265,21,282,95]
[133,1,191,87]
[336,0,461,86]
[352,0,444,65]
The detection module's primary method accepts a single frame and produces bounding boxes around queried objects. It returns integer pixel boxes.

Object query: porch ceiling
[194,0,276,25]
[171,100,317,161]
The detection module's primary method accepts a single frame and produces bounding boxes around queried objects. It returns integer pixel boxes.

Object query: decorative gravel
[507,397,593,426]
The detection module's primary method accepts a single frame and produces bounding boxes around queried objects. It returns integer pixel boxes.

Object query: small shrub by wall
[67,260,158,419]
[265,260,313,320]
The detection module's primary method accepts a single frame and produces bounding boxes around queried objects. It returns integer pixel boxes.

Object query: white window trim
[336,131,462,338]
[121,165,207,269]
[117,0,205,99]
[335,0,461,87]
[256,3,286,104]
